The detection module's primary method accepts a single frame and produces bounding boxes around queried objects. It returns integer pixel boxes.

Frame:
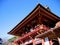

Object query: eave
[8,3,60,36]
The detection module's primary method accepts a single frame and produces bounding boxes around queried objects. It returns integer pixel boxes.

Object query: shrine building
[8,4,60,45]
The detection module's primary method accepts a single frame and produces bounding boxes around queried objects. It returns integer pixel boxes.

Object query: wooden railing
[19,25,50,41]
[14,27,60,45]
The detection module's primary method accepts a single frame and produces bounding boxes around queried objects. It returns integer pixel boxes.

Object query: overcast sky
[0,0,60,39]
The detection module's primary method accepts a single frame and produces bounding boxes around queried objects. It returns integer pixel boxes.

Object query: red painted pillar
[49,40,53,45]
[42,39,45,45]
[32,39,36,45]
[12,42,19,45]
[29,36,36,45]
[57,37,60,45]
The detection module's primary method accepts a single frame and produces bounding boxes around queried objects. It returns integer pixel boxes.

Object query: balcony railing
[19,25,50,41]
